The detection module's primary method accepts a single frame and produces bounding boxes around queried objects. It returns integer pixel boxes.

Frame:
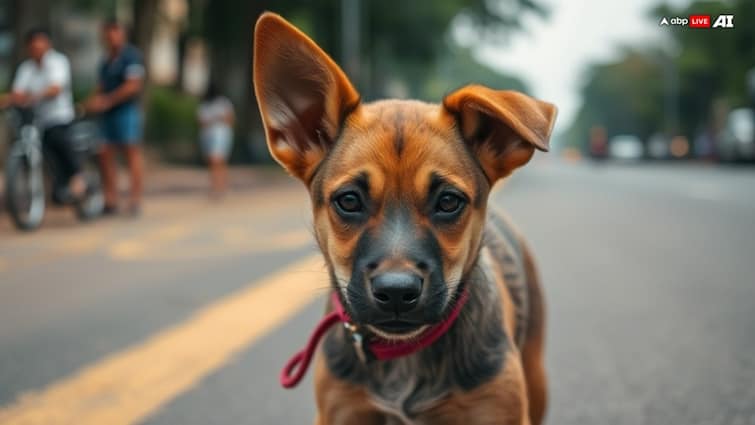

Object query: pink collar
[280,287,470,388]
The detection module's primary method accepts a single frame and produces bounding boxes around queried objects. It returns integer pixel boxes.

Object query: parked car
[647,133,670,159]
[718,108,755,162]
[609,135,644,161]
[588,126,609,160]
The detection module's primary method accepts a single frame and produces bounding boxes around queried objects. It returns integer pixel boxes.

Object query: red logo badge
[689,15,711,28]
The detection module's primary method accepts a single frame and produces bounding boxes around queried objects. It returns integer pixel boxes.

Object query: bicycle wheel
[74,156,104,221]
[5,151,46,231]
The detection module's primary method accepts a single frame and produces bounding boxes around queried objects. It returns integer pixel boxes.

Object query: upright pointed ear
[443,85,557,183]
[253,13,360,182]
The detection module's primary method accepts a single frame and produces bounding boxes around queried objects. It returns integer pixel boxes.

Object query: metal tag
[344,322,367,364]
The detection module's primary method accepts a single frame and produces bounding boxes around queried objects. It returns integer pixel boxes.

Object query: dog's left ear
[443,85,557,182]
[253,12,360,182]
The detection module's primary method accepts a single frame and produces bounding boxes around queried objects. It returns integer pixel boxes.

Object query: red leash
[280,287,470,388]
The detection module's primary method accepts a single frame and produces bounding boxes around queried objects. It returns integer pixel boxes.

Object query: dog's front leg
[314,409,386,425]
[314,387,387,425]
[419,353,532,425]
[314,355,386,425]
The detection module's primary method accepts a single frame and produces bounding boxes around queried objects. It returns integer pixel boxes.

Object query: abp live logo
[659,14,734,28]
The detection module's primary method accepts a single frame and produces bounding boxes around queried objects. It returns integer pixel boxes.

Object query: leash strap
[280,309,341,388]
[280,288,469,389]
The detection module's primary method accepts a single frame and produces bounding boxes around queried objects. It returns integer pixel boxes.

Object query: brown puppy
[254,13,556,425]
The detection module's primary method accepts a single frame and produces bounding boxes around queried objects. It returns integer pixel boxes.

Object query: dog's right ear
[253,12,360,182]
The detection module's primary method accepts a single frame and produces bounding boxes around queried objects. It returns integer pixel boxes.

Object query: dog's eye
[435,193,465,214]
[335,192,363,214]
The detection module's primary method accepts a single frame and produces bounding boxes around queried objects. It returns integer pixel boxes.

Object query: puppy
[253,13,556,425]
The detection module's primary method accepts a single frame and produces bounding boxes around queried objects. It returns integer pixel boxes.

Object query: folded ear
[443,85,557,182]
[253,12,360,182]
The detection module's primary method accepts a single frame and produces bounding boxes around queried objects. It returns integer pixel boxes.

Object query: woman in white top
[197,83,234,198]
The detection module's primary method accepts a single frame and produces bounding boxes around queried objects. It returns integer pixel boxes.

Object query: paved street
[0,161,754,424]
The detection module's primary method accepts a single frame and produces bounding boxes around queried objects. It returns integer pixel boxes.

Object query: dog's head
[254,13,556,340]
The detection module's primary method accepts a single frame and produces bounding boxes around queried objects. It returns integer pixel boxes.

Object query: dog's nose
[371,272,422,313]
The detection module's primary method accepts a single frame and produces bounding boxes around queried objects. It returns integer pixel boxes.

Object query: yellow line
[0,253,327,425]
[0,227,113,272]
[57,231,108,254]
[109,228,314,263]
[108,223,192,260]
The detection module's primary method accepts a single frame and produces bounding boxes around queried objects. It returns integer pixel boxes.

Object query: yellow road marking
[0,229,112,273]
[0,253,327,425]
[0,187,309,272]
[220,228,312,248]
[109,223,192,260]
[110,228,314,262]
[0,219,112,248]
[220,226,250,244]
[58,232,108,254]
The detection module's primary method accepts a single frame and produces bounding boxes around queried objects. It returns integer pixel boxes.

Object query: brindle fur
[316,213,545,424]
[253,13,556,425]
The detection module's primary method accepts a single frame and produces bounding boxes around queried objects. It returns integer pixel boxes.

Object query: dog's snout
[371,272,422,314]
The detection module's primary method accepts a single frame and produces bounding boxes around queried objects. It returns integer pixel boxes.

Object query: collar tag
[344,322,367,364]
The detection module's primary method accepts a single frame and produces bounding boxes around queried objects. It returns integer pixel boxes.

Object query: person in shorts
[85,20,145,216]
[197,82,234,198]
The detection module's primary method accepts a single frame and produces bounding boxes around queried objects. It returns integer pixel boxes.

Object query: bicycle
[3,107,104,231]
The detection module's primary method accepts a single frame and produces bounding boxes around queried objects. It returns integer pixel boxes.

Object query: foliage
[271,0,547,99]
[192,0,549,97]
[144,86,198,145]
[566,49,665,148]
[191,0,548,160]
[423,44,528,101]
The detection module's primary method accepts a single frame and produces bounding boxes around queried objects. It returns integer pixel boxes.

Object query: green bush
[145,87,199,146]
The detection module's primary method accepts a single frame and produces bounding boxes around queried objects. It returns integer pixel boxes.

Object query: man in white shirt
[8,29,85,200]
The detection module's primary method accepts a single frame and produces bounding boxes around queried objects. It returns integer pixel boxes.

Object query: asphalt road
[0,161,754,425]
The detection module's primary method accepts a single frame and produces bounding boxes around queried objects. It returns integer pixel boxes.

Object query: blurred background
[1,0,752,163]
[0,1,754,424]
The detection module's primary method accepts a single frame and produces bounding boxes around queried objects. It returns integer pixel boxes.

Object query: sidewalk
[139,164,291,197]
[0,164,297,234]
[0,163,291,199]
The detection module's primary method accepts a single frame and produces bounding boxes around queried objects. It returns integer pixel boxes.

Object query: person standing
[85,20,145,216]
[197,82,234,198]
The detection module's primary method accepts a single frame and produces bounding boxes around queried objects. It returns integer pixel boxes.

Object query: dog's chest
[365,355,449,424]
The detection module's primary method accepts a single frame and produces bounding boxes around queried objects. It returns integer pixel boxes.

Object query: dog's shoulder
[483,209,525,267]
[481,209,530,348]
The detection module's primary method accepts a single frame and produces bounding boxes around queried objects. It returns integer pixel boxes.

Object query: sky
[467,0,692,138]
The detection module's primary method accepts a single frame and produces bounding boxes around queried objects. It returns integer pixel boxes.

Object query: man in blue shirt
[86,20,145,216]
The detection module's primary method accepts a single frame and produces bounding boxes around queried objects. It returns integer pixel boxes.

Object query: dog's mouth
[367,319,428,340]
[374,319,420,333]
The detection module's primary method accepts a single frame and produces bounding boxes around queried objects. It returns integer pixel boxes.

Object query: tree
[132,0,160,57]
[195,0,548,160]
[565,49,665,148]
[9,0,52,66]
[423,43,529,101]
